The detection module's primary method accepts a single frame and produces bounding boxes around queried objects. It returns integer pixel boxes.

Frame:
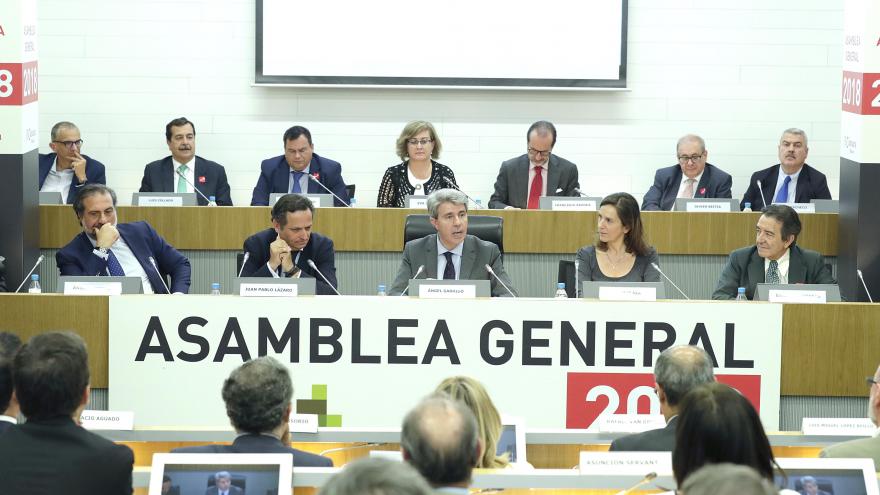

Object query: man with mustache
[138,117,233,205]
[739,128,831,210]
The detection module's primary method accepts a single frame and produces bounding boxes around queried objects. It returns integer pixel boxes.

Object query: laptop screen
[149,453,293,495]
[774,458,879,495]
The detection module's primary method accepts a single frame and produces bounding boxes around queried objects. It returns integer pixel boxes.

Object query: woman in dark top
[575,192,660,282]
[376,121,458,208]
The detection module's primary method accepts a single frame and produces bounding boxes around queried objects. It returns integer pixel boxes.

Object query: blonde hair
[395,121,442,160]
[435,376,509,468]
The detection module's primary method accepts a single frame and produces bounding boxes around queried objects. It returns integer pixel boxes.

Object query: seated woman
[435,376,509,469]
[377,121,458,208]
[576,192,660,282]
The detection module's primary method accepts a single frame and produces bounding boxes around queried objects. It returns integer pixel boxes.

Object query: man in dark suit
[739,128,832,210]
[205,471,243,495]
[642,134,733,211]
[320,458,433,495]
[0,331,134,494]
[172,356,333,467]
[712,204,834,300]
[821,363,880,467]
[390,189,517,297]
[0,332,22,434]
[56,184,191,294]
[240,193,338,295]
[39,121,107,204]
[139,117,233,206]
[251,125,350,206]
[489,120,579,209]
[609,345,715,452]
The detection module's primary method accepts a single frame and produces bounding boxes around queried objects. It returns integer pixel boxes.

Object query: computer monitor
[497,414,528,464]
[754,283,841,302]
[269,193,333,207]
[148,453,293,495]
[57,276,144,294]
[774,457,879,495]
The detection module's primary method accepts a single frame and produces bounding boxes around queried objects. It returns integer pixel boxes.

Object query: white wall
[38,0,843,207]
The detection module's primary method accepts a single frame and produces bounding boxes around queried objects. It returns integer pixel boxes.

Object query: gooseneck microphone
[572,187,589,198]
[613,472,657,495]
[14,255,45,293]
[441,177,483,209]
[175,168,217,206]
[756,180,767,209]
[148,256,172,294]
[857,269,874,303]
[399,265,425,296]
[650,262,690,300]
[237,252,250,278]
[574,258,580,298]
[485,264,516,297]
[307,174,352,207]
[307,259,341,296]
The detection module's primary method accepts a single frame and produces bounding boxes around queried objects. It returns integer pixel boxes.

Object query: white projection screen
[256,0,628,89]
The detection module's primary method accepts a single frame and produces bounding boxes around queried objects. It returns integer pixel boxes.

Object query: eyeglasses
[407,138,433,146]
[527,147,551,157]
[53,139,84,149]
[678,153,704,163]
[866,377,879,387]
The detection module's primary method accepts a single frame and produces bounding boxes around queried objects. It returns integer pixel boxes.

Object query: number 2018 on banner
[842,71,880,115]
[0,63,39,105]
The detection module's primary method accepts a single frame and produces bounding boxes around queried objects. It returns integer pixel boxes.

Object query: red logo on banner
[565,372,761,428]
[198,176,206,183]
[0,61,38,106]
[842,71,880,115]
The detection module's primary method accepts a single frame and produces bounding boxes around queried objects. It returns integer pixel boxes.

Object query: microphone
[572,187,588,198]
[306,259,341,296]
[756,179,767,209]
[441,177,483,209]
[574,258,580,299]
[399,265,425,296]
[237,252,250,278]
[485,264,516,297]
[857,269,874,303]
[651,262,690,300]
[148,256,172,294]
[318,442,384,456]
[175,168,217,206]
[14,255,44,293]
[613,472,657,495]
[306,174,352,207]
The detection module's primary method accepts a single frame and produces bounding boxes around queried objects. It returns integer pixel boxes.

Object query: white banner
[109,296,782,430]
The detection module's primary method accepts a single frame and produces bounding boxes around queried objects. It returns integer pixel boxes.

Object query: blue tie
[443,252,456,280]
[774,175,791,203]
[106,250,126,277]
[291,171,304,193]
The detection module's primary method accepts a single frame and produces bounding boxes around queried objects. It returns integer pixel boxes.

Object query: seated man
[712,204,834,300]
[319,458,433,495]
[39,121,107,204]
[0,332,134,493]
[390,189,517,297]
[642,134,732,211]
[489,120,579,209]
[0,332,22,434]
[820,362,880,467]
[56,184,191,294]
[240,193,338,295]
[172,356,333,467]
[251,125,350,206]
[139,117,233,206]
[739,128,832,210]
[206,471,242,495]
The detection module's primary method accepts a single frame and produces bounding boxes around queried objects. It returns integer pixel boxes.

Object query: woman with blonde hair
[376,121,458,207]
[435,376,509,468]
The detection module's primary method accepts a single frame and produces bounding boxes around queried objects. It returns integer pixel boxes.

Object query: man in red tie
[489,121,580,209]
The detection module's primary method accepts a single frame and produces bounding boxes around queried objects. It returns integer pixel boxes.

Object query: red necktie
[527,166,543,209]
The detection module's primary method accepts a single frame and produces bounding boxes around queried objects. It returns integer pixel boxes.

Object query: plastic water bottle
[735,287,747,301]
[377,284,387,296]
[208,195,217,206]
[350,198,357,207]
[742,202,752,212]
[555,282,568,298]
[211,282,221,295]
[28,274,41,294]
[475,198,482,208]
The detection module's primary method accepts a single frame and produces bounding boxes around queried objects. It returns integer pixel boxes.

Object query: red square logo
[0,61,38,106]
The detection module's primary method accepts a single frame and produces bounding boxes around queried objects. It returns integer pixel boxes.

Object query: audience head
[427,189,469,250]
[435,376,509,468]
[283,125,314,172]
[0,332,22,416]
[319,457,433,495]
[778,127,809,173]
[597,192,650,256]
[653,345,715,418]
[14,331,90,421]
[756,204,800,261]
[397,121,442,161]
[48,121,84,163]
[165,116,196,164]
[673,382,777,487]
[867,364,880,426]
[221,356,292,435]
[401,394,480,487]
[73,184,118,239]
[681,463,778,495]
[676,134,708,180]
[526,120,556,166]
[271,193,315,252]
[214,471,232,491]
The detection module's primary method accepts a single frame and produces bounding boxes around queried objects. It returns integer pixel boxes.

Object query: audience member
[0,331,23,433]
[436,375,509,468]
[377,121,459,207]
[39,121,107,204]
[820,363,880,466]
[642,134,732,211]
[680,463,779,495]
[319,457,433,495]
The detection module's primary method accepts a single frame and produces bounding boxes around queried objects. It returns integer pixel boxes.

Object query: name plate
[802,418,876,436]
[305,195,323,208]
[138,196,183,207]
[289,413,319,433]
[64,281,123,296]
[418,284,476,299]
[579,452,672,476]
[768,289,827,304]
[550,199,597,211]
[781,202,816,213]
[686,201,730,212]
[80,410,134,430]
[598,286,657,302]
[408,197,427,209]
[598,414,667,433]
[239,283,299,297]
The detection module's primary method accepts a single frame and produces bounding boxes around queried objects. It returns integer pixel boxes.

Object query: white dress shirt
[40,157,74,200]
[173,157,196,193]
[288,165,311,193]
[764,248,790,284]
[436,237,464,280]
[88,231,155,294]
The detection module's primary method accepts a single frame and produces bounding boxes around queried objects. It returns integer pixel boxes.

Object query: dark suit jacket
[139,155,233,205]
[712,245,834,300]
[739,163,831,210]
[56,221,192,294]
[241,228,338,295]
[172,433,333,467]
[608,416,678,452]
[250,153,350,206]
[205,486,243,495]
[489,154,579,209]
[641,163,732,211]
[389,234,517,297]
[0,415,133,495]
[0,420,14,434]
[38,153,107,204]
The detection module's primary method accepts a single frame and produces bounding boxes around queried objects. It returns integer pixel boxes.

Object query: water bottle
[349,198,357,207]
[377,284,387,296]
[208,195,217,206]
[475,198,482,208]
[211,282,221,295]
[735,287,747,301]
[555,282,568,298]
[742,202,752,212]
[28,274,41,294]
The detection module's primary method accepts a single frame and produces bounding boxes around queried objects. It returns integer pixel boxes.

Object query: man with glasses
[39,121,107,204]
[820,365,880,467]
[250,125,350,206]
[641,134,732,211]
[489,120,579,209]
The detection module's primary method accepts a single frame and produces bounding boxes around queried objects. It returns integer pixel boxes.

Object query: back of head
[435,376,508,468]
[681,463,778,495]
[221,356,292,433]
[654,345,715,408]
[0,332,23,413]
[673,382,776,486]
[319,457,433,495]
[401,394,479,486]
[14,331,89,420]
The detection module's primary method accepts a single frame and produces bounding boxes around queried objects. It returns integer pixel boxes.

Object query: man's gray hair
[800,475,818,486]
[319,457,433,495]
[681,463,777,495]
[50,121,79,141]
[780,127,808,146]
[676,134,706,154]
[427,189,468,218]
[214,471,231,481]
[221,356,293,434]
[654,345,715,407]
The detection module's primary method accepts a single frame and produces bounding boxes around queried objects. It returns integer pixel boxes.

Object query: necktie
[291,171,304,193]
[766,259,780,284]
[106,249,126,277]
[680,178,696,199]
[176,164,188,193]
[443,252,456,280]
[774,175,791,203]
[527,166,543,209]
